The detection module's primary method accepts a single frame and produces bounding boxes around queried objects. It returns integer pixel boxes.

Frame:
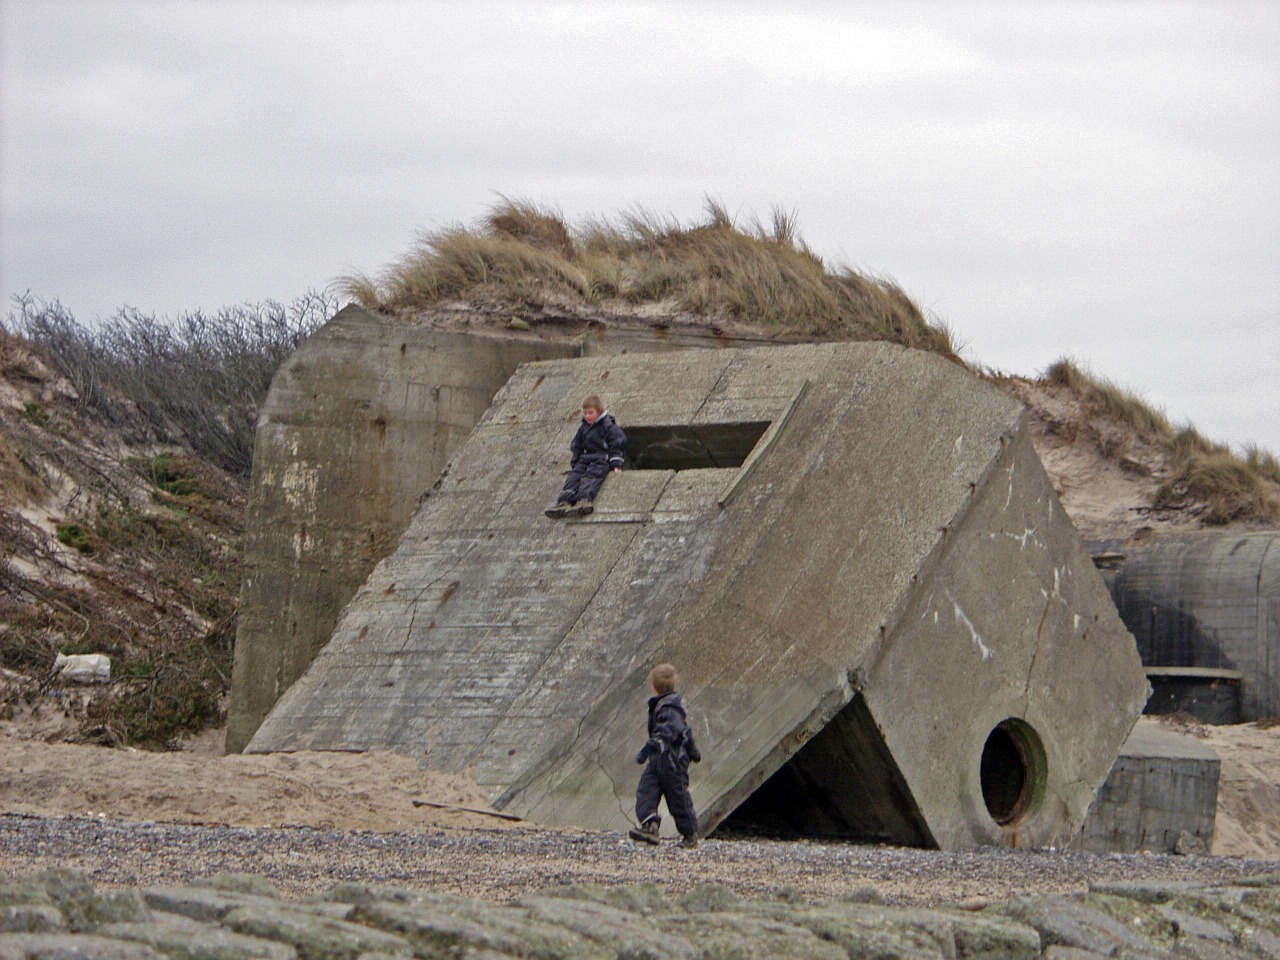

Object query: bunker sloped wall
[856,422,1149,849]
[228,305,813,753]
[247,347,784,775]
[249,342,1147,850]
[226,307,577,752]
[722,418,1139,847]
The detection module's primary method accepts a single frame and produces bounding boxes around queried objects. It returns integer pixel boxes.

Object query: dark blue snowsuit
[555,412,626,506]
[634,691,701,838]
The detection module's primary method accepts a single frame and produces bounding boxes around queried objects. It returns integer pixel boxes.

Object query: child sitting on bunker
[545,395,626,518]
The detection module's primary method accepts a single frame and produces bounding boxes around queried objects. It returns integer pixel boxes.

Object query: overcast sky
[3,1,1277,452]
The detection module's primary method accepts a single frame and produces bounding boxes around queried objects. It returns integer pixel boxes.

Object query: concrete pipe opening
[980,718,1047,826]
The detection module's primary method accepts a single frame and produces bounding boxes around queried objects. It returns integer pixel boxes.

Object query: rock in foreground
[3,867,1279,960]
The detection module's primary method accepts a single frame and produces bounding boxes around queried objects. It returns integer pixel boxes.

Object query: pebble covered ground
[1,814,1274,906]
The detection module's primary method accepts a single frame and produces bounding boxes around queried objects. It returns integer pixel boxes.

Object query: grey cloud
[2,0,1276,452]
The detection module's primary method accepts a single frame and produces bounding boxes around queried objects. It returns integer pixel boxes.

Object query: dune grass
[1044,358,1277,524]
[341,198,1273,526]
[340,198,955,354]
[1244,444,1280,485]
[1154,450,1278,525]
[1043,359,1176,445]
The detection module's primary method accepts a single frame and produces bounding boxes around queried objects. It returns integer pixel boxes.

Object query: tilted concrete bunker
[226,304,799,753]
[246,341,1149,849]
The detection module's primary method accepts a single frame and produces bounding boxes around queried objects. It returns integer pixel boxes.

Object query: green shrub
[132,453,197,497]
[21,401,47,426]
[87,652,228,747]
[55,522,94,554]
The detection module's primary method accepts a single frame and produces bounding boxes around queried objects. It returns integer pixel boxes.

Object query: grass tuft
[380,228,594,307]
[343,198,955,355]
[335,271,380,309]
[1155,450,1278,525]
[1044,357,1278,523]
[484,195,576,258]
[1244,444,1280,485]
[1044,358,1174,443]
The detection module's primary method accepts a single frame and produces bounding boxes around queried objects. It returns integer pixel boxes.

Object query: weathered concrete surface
[249,342,1147,850]
[4,870,1280,960]
[1094,532,1280,722]
[228,306,815,753]
[226,306,579,752]
[1077,724,1219,855]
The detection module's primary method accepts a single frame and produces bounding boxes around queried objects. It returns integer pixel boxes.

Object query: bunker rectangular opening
[623,422,771,471]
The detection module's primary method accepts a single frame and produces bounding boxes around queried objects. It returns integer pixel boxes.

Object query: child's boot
[628,816,661,845]
[545,501,573,518]
[574,501,594,516]
[678,834,699,849]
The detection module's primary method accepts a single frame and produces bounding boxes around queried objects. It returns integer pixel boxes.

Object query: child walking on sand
[629,663,702,848]
[546,395,626,518]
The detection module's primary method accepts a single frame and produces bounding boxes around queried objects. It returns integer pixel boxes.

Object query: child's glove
[687,743,702,763]
[635,738,664,763]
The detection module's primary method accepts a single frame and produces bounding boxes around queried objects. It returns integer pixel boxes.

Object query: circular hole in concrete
[980,718,1046,825]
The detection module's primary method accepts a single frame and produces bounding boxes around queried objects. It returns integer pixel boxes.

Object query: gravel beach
[2,813,1274,906]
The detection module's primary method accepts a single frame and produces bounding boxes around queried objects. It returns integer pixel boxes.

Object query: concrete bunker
[1093,531,1280,723]
[246,341,1149,849]
[226,305,799,753]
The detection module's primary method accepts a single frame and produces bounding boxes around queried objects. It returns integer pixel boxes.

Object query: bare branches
[5,291,337,476]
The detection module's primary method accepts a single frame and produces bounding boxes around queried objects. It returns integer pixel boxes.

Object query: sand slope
[2,718,1276,857]
[1195,720,1280,858]
[0,727,514,834]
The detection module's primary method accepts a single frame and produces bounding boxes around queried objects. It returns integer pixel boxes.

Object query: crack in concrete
[398,535,485,653]
[1023,604,1049,705]
[687,354,739,427]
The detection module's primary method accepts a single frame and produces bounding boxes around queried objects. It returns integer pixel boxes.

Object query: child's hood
[650,692,686,716]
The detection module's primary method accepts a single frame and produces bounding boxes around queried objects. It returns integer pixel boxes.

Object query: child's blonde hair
[582,394,603,413]
[650,663,677,695]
